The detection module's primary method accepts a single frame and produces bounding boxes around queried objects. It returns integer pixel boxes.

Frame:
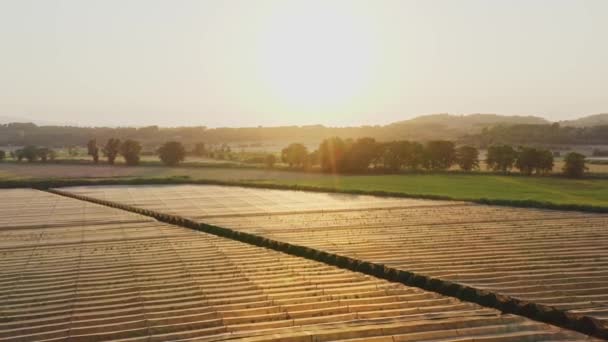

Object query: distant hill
[0,116,70,126]
[381,113,550,141]
[1,113,607,148]
[560,113,608,127]
[392,113,549,127]
[0,116,33,124]
[460,113,608,147]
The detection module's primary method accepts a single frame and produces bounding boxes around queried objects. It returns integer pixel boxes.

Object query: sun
[255,2,377,112]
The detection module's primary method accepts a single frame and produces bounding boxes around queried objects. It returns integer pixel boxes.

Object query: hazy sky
[1,0,607,127]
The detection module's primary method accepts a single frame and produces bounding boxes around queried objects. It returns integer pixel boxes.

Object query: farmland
[2,189,594,341]
[260,173,608,208]
[2,162,608,209]
[60,184,608,335]
[0,163,313,182]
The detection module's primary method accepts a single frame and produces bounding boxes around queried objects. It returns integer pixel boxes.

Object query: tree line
[86,139,187,166]
[0,136,588,178]
[280,137,587,178]
[0,139,185,167]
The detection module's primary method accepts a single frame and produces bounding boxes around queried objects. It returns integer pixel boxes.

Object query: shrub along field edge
[0,176,607,213]
[46,187,608,339]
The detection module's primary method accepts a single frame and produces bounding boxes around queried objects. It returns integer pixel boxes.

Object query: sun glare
[255,2,377,112]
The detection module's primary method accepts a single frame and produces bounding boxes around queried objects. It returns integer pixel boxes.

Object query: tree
[563,152,587,178]
[20,145,39,162]
[535,149,554,175]
[120,139,142,166]
[382,141,424,172]
[370,143,386,168]
[423,140,456,170]
[13,150,24,161]
[318,137,348,172]
[486,145,517,173]
[87,139,100,163]
[265,154,276,168]
[456,146,479,171]
[515,147,537,175]
[36,147,54,162]
[157,141,186,166]
[307,150,320,167]
[515,147,554,175]
[402,141,425,170]
[382,142,404,171]
[345,137,378,172]
[0,150,5,161]
[281,143,308,168]
[103,138,121,165]
[192,142,207,157]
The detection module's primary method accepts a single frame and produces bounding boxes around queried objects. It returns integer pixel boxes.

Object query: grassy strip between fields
[47,187,608,339]
[2,175,608,213]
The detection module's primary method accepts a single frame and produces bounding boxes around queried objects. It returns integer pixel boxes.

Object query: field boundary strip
[0,177,606,213]
[46,187,608,339]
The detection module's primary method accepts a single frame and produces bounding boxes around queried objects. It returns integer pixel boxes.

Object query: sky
[0,0,607,127]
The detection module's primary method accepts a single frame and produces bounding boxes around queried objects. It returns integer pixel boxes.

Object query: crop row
[55,188,608,336]
[2,189,596,341]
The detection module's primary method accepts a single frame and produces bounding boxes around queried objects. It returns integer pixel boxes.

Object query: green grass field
[255,173,608,208]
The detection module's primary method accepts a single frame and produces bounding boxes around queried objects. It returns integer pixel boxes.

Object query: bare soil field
[62,184,608,332]
[2,189,593,341]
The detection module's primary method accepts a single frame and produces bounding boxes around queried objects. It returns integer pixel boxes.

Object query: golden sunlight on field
[63,184,608,334]
[1,188,594,341]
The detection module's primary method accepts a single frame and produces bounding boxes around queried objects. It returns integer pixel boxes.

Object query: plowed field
[2,189,595,341]
[61,185,608,330]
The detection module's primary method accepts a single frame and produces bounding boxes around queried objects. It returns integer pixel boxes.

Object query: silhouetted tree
[87,139,100,163]
[515,147,537,175]
[192,142,207,157]
[36,147,55,162]
[486,145,517,173]
[535,149,554,175]
[157,141,186,166]
[423,140,456,170]
[345,137,378,172]
[370,142,386,168]
[20,145,39,162]
[515,147,553,175]
[382,142,404,171]
[402,141,425,170]
[13,150,23,161]
[0,150,5,161]
[382,141,425,171]
[281,143,308,168]
[319,137,348,172]
[307,150,320,167]
[120,139,142,166]
[103,138,121,165]
[456,146,479,171]
[563,152,587,178]
[265,154,276,168]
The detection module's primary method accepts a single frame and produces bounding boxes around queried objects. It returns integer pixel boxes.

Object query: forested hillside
[0,113,606,148]
[461,123,608,147]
